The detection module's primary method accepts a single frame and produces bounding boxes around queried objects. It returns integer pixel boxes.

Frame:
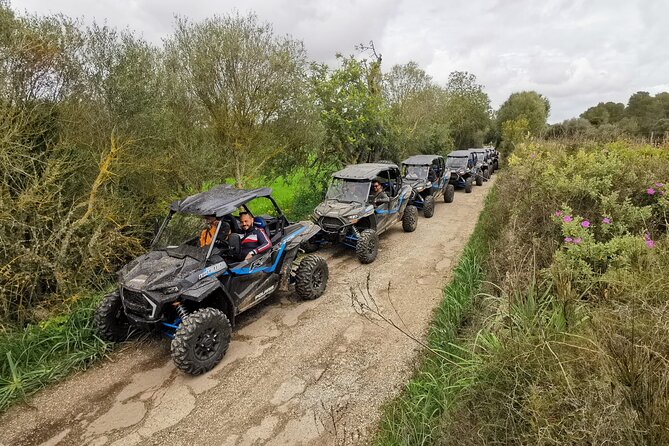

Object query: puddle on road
[85,401,147,437]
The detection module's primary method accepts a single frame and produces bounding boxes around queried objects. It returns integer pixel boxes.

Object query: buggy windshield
[446,157,468,168]
[403,165,429,180]
[326,178,371,203]
[153,213,212,261]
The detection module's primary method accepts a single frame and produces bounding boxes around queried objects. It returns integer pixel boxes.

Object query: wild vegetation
[376,139,669,445]
[0,2,501,410]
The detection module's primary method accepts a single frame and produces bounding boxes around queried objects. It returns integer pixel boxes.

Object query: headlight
[162,286,179,294]
[313,209,322,218]
[415,187,424,192]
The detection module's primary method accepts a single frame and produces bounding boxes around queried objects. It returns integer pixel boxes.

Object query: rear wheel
[94,291,131,342]
[171,308,231,375]
[295,254,329,300]
[356,229,379,264]
[423,195,435,218]
[402,205,418,232]
[444,184,455,203]
[464,177,473,193]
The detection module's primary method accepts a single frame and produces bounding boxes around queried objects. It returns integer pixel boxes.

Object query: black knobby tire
[94,291,131,342]
[464,177,473,193]
[444,184,455,203]
[476,174,484,186]
[171,308,231,375]
[295,254,329,300]
[423,195,435,218]
[402,205,418,232]
[356,229,379,264]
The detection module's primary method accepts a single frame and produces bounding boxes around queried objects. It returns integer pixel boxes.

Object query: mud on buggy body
[95,185,329,375]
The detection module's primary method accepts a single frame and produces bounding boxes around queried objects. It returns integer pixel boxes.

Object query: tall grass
[0,293,110,412]
[375,186,501,445]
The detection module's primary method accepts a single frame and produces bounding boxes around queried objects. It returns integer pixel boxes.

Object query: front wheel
[402,205,418,232]
[464,177,473,193]
[423,195,435,218]
[476,174,484,186]
[94,291,131,342]
[295,254,329,300]
[171,308,232,375]
[356,229,378,264]
[444,184,455,203]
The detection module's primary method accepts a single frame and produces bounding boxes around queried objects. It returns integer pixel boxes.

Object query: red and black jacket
[239,226,272,258]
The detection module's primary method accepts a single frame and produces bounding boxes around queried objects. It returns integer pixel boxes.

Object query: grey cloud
[9,0,669,122]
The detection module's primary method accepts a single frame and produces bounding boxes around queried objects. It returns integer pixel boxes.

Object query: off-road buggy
[446,150,483,193]
[306,163,417,264]
[484,146,500,171]
[468,148,493,181]
[94,185,329,375]
[401,154,455,218]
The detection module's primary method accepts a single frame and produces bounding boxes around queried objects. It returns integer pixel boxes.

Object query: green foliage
[0,292,109,411]
[443,71,492,149]
[496,90,550,139]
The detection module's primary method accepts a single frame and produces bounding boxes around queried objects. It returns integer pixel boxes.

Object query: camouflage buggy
[401,154,455,218]
[95,185,328,375]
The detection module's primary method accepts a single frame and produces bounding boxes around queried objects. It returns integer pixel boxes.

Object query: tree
[496,91,550,139]
[312,54,391,165]
[383,62,452,157]
[165,13,310,187]
[442,71,491,149]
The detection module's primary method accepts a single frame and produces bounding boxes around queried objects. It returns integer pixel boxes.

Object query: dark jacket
[372,190,390,206]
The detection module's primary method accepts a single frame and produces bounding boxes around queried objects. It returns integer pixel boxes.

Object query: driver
[371,180,390,207]
[238,212,272,261]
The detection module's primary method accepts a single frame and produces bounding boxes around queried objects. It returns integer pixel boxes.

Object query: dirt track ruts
[0,177,495,446]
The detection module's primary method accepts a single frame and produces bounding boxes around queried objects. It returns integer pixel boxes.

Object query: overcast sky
[9,0,669,122]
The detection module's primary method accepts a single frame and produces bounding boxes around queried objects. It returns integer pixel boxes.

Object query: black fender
[181,277,236,324]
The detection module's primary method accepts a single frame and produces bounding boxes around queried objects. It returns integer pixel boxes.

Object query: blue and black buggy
[447,150,483,193]
[402,154,455,218]
[94,185,328,375]
[307,163,418,264]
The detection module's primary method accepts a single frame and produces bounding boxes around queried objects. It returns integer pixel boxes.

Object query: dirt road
[1,178,494,446]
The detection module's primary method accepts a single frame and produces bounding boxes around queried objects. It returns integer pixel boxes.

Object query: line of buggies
[95,147,500,375]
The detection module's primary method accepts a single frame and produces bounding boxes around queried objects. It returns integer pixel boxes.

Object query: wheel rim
[311,267,324,290]
[194,327,220,361]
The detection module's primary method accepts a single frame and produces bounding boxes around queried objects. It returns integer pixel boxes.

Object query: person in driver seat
[371,180,390,207]
[238,212,272,261]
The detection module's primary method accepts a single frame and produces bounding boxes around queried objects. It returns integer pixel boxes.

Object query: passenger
[238,212,272,261]
[199,215,220,247]
[371,180,390,207]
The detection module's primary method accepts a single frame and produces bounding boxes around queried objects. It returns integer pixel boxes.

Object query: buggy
[306,163,417,264]
[484,146,500,171]
[446,150,483,193]
[401,154,455,218]
[94,185,329,375]
[468,148,493,181]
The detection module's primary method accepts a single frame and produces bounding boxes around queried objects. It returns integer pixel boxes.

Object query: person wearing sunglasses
[371,180,390,207]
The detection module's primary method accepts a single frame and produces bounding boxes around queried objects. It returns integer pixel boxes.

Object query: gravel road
[0,178,494,446]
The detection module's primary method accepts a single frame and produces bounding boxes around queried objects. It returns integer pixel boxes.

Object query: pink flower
[574,237,582,244]
[563,215,573,223]
[581,220,590,228]
[647,188,656,195]
[564,237,573,243]
[602,217,611,224]
[655,182,664,188]
[644,232,652,241]
[555,211,563,217]
[646,239,655,249]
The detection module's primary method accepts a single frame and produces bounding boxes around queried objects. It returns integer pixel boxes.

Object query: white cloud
[8,0,669,122]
